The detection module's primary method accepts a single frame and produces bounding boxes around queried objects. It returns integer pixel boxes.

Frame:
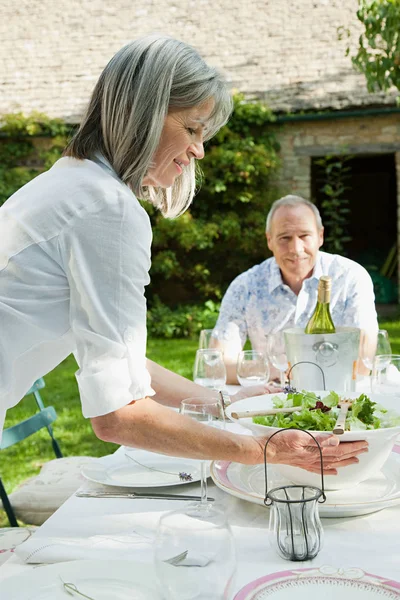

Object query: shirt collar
[269,252,322,292]
[92,152,122,183]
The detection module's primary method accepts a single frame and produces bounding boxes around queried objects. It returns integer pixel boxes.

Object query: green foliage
[314,155,353,255]
[340,0,400,98]
[0,99,280,324]
[0,112,71,206]
[147,299,221,338]
[144,94,280,306]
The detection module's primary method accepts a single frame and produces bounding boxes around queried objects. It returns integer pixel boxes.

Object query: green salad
[253,391,400,431]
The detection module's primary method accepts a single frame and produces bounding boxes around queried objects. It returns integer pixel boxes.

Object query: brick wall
[0,0,397,121]
[271,112,400,198]
[270,112,400,299]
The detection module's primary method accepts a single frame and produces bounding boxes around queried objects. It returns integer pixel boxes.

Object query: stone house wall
[0,0,397,120]
[270,112,400,296]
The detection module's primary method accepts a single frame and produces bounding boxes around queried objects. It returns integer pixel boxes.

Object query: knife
[76,491,215,501]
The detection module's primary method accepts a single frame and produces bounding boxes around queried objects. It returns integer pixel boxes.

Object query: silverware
[163,550,188,565]
[333,399,353,435]
[75,491,215,501]
[231,406,301,419]
[60,577,95,600]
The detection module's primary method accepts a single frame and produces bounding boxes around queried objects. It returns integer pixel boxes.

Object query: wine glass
[360,329,392,371]
[193,349,226,390]
[371,354,400,394]
[198,328,219,350]
[236,350,269,387]
[265,331,289,386]
[154,504,236,600]
[179,396,224,508]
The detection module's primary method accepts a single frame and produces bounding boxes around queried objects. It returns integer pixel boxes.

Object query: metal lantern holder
[263,429,327,561]
[286,361,326,390]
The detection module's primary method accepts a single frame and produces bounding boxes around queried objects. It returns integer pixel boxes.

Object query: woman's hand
[232,382,282,402]
[251,430,368,475]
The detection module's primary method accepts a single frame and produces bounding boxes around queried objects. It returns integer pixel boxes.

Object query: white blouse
[0,155,155,437]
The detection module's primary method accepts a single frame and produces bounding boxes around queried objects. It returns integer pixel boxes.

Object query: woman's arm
[146,359,218,407]
[90,397,368,473]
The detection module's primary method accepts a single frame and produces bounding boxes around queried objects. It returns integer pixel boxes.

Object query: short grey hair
[64,34,232,218]
[266,195,323,233]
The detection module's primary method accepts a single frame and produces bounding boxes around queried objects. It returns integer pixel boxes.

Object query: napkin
[15,527,154,564]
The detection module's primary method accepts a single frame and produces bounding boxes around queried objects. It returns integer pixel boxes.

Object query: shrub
[147,299,221,338]
[0,97,281,321]
[143,94,280,306]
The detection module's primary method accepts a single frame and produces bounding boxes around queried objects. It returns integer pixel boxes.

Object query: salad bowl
[226,391,400,490]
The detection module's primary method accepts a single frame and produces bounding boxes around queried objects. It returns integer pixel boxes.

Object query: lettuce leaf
[253,390,400,431]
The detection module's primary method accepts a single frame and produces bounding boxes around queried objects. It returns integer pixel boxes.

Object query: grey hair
[266,195,323,233]
[64,34,233,218]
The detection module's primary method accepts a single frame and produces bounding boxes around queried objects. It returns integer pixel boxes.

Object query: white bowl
[226,391,400,490]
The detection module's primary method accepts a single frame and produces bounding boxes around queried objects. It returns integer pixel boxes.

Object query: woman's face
[143,98,214,188]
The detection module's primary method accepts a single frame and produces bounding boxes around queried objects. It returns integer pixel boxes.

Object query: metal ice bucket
[284,327,360,391]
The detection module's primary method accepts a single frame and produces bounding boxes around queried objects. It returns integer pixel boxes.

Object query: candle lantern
[264,429,326,561]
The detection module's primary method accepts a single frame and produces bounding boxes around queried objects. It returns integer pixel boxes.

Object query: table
[1,427,399,596]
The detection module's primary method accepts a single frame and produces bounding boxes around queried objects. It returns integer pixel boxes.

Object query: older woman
[0,35,367,473]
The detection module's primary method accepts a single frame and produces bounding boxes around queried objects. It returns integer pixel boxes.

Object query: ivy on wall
[0,112,72,206]
[0,100,281,335]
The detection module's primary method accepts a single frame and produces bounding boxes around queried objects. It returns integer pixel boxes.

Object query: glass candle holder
[264,429,326,561]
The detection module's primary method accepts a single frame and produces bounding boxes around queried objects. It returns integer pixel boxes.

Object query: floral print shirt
[214,251,378,353]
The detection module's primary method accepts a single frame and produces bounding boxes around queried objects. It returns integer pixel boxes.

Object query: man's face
[266,204,324,283]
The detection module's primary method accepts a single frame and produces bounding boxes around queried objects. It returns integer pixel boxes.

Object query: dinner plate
[81,449,207,488]
[234,566,400,599]
[211,446,400,518]
[0,560,158,599]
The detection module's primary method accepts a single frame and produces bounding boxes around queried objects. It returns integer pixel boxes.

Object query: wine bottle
[305,276,336,334]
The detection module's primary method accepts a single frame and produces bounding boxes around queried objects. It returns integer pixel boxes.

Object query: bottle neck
[317,286,331,304]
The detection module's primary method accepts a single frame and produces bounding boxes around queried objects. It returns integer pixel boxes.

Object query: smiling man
[213,195,378,383]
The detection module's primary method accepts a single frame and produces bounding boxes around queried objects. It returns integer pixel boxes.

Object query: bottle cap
[318,276,331,302]
[319,276,331,289]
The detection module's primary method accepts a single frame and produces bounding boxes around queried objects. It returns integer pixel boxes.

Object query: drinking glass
[236,350,269,387]
[198,328,219,350]
[180,396,225,507]
[154,504,236,600]
[265,331,289,386]
[193,348,226,390]
[360,329,392,371]
[371,354,400,394]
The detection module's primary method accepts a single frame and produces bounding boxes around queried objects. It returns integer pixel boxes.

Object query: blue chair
[0,378,63,527]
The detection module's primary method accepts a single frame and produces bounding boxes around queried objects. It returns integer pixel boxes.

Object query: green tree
[341,0,400,96]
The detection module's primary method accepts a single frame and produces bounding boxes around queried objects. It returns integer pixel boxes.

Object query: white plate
[234,566,400,599]
[81,449,206,488]
[211,446,400,518]
[0,560,158,600]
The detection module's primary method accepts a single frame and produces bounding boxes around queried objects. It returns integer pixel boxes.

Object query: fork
[163,550,189,565]
[75,491,215,501]
[162,549,213,567]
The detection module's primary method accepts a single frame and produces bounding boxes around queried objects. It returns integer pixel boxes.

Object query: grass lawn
[1,320,399,526]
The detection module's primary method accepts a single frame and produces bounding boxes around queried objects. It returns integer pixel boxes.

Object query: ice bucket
[283,327,360,391]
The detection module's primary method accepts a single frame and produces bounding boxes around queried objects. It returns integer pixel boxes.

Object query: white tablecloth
[1,426,400,595]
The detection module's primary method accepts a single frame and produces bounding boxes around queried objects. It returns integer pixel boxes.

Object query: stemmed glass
[154,503,236,600]
[237,350,269,386]
[265,331,289,386]
[360,329,392,371]
[193,349,226,390]
[371,354,400,394]
[198,328,219,349]
[179,396,224,508]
